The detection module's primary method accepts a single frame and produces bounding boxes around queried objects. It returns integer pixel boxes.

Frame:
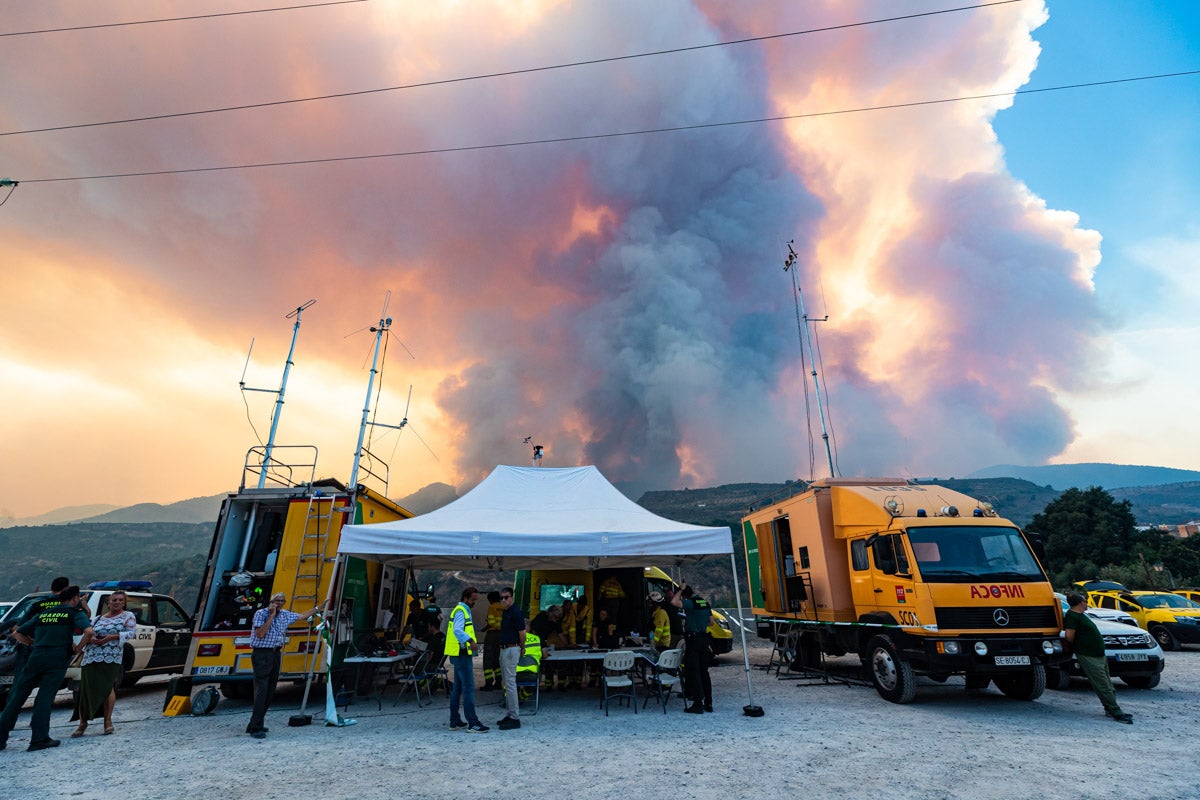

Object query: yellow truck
[742,478,1064,703]
[514,566,734,653]
[183,452,413,699]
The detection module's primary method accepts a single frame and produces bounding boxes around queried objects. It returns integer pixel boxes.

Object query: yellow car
[1172,588,1200,605]
[1087,590,1200,651]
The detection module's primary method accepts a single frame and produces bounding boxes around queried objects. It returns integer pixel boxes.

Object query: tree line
[1027,486,1200,590]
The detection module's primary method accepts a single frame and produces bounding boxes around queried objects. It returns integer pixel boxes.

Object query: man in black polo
[0,585,93,751]
[672,583,713,714]
[496,587,526,730]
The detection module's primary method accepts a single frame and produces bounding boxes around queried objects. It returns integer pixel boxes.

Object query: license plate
[1115,652,1149,662]
[193,666,228,675]
[0,675,11,685]
[994,655,1030,666]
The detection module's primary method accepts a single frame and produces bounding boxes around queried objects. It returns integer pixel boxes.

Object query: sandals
[71,727,87,738]
[103,726,115,735]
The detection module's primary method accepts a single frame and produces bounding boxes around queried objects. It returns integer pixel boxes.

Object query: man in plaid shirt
[246,592,322,738]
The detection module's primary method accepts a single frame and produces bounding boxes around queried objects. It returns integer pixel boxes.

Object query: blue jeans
[448,654,478,725]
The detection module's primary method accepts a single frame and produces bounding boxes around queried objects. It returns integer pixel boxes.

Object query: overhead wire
[0,1,1024,138]
[0,0,367,38]
[12,69,1198,185]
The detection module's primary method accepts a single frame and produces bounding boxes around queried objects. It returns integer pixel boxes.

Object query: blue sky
[995,0,1199,468]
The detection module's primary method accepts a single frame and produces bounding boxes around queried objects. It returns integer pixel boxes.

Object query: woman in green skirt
[72,590,137,736]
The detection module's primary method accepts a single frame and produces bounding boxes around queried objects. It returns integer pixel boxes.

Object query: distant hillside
[397,482,458,515]
[80,493,227,524]
[0,503,120,529]
[1111,481,1200,526]
[0,522,213,601]
[967,463,1200,490]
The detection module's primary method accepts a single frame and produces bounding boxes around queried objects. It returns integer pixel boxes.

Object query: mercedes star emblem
[993,608,1010,626]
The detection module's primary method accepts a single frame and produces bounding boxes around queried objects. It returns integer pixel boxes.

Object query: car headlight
[1043,639,1062,654]
[974,641,989,656]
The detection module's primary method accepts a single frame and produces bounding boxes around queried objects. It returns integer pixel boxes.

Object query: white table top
[344,651,417,664]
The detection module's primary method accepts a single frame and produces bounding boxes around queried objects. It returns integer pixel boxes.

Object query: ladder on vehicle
[289,491,339,669]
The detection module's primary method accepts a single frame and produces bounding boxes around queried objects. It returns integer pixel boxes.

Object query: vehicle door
[865,533,920,628]
[121,595,156,671]
[148,597,192,670]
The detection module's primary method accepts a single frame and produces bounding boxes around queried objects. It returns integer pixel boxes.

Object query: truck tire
[994,663,1046,701]
[1121,673,1160,690]
[1047,667,1071,690]
[865,635,917,704]
[1150,625,1178,651]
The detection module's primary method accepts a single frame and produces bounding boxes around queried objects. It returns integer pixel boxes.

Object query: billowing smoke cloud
[0,1,1106,514]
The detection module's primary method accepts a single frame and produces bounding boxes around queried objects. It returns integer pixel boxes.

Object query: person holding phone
[246,592,322,739]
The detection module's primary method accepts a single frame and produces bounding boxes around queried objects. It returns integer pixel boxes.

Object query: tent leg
[295,554,343,724]
[730,553,763,717]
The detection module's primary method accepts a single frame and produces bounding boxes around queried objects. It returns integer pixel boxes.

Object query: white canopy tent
[336,464,760,714]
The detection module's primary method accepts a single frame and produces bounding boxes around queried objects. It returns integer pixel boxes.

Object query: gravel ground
[5,638,1199,800]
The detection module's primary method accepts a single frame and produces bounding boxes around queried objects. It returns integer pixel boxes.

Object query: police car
[0,581,192,704]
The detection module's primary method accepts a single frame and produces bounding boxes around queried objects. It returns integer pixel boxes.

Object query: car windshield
[905,525,1046,583]
[1137,593,1200,609]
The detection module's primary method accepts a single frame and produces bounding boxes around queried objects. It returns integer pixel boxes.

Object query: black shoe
[449,721,468,730]
[28,739,61,751]
[497,717,521,730]
[703,704,713,713]
[1111,713,1133,724]
[245,726,269,734]
[684,704,704,714]
[466,723,490,733]
[250,730,267,739]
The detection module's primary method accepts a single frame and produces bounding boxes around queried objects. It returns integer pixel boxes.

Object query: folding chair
[513,654,541,715]
[392,649,434,706]
[641,648,682,713]
[600,650,637,716]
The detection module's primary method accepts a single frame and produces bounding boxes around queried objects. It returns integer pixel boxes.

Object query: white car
[1051,593,1164,689]
[0,581,192,704]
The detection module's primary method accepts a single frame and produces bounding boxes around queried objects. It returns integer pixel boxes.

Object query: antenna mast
[784,242,835,478]
[241,299,316,488]
[349,293,391,490]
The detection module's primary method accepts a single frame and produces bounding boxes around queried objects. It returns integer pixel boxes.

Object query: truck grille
[1102,634,1153,649]
[934,606,1057,630]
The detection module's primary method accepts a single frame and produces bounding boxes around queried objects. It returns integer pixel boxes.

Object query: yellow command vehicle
[742,478,1063,703]
[515,566,733,653]
[184,449,413,699]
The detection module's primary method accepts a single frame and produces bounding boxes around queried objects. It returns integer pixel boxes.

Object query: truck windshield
[905,525,1045,583]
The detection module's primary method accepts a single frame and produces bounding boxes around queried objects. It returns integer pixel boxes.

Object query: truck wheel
[1121,673,1160,690]
[994,663,1046,701]
[1150,626,1178,651]
[866,635,917,704]
[1047,667,1071,690]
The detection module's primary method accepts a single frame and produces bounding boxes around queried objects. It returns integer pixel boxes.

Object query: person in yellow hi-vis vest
[558,599,579,689]
[598,574,626,622]
[649,591,671,653]
[574,595,594,688]
[445,587,488,733]
[481,591,504,691]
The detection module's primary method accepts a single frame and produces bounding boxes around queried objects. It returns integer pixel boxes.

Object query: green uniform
[0,602,92,748]
[1065,609,1124,718]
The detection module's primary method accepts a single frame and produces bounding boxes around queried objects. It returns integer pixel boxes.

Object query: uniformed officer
[672,583,713,714]
[0,585,93,751]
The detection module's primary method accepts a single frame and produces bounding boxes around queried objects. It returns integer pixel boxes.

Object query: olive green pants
[1075,653,1123,717]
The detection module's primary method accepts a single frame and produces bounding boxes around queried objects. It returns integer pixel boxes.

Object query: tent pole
[729,553,763,716]
[295,554,343,723]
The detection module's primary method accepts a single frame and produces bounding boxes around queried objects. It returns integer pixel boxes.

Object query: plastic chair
[600,650,637,715]
[513,654,541,715]
[641,648,682,713]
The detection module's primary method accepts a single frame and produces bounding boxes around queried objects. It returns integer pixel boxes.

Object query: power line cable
[13,68,1197,185]
[0,0,367,38]
[0,1,1022,138]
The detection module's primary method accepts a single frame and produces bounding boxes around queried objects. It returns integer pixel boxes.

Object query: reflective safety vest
[599,578,625,598]
[517,632,542,676]
[444,601,476,657]
[575,603,592,643]
[651,606,671,648]
[486,601,504,631]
